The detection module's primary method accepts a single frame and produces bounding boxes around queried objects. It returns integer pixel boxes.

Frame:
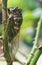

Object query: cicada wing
[9,32,20,61]
[12,32,20,54]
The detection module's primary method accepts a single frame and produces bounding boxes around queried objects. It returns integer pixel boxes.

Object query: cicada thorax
[7,7,23,42]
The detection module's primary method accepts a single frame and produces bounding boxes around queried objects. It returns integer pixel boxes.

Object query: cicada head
[12,7,23,26]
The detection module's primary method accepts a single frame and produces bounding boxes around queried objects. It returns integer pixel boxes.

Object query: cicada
[7,7,23,42]
[7,7,23,61]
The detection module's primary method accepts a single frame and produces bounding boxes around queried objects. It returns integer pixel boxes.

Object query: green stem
[2,0,7,30]
[7,62,12,65]
[3,37,12,64]
[27,16,42,64]
[29,48,42,65]
[2,0,12,65]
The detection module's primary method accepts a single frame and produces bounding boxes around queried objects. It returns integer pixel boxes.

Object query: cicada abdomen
[7,7,23,42]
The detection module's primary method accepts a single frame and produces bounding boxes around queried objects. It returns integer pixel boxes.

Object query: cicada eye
[12,8,15,12]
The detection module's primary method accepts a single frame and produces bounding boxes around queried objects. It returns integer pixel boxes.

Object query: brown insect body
[7,7,23,42]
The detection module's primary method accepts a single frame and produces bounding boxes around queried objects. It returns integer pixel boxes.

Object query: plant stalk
[29,48,42,65]
[27,16,42,65]
[2,0,12,65]
[2,0,7,30]
[7,62,12,65]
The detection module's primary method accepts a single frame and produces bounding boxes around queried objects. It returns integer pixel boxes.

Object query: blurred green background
[0,0,42,47]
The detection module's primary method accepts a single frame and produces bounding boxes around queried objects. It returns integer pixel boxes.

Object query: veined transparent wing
[8,32,20,61]
[12,32,20,54]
